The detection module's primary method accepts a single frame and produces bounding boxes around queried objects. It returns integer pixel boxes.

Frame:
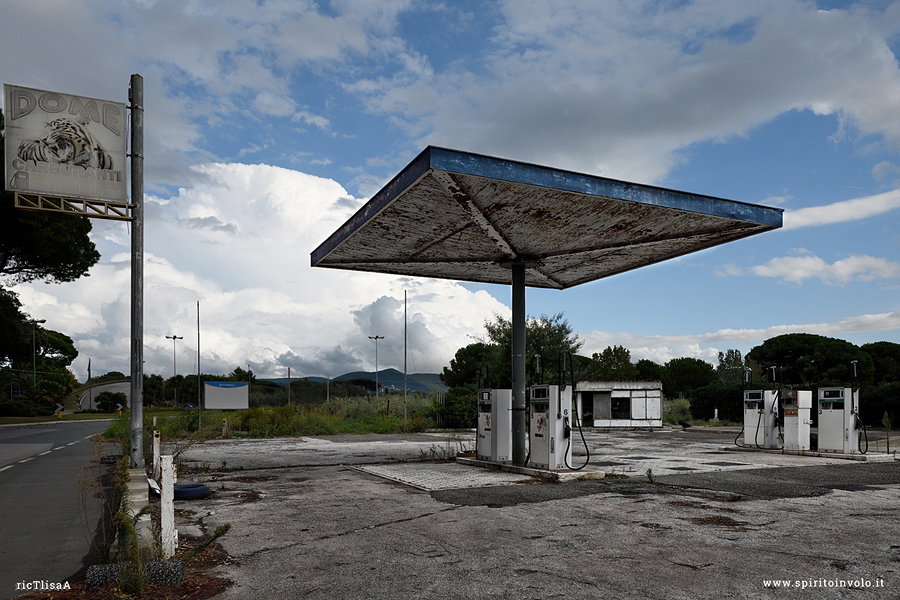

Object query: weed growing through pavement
[184,524,232,567]
[418,433,474,461]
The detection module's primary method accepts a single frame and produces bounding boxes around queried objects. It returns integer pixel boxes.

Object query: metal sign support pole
[129,74,144,467]
[511,263,527,465]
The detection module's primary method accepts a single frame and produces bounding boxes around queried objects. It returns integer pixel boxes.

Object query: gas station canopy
[310,147,783,288]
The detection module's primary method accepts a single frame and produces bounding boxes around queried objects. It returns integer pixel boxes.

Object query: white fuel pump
[781,390,812,452]
[742,390,780,449]
[476,388,512,462]
[527,384,572,470]
[817,387,860,454]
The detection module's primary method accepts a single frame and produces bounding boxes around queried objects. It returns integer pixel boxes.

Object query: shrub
[434,389,476,428]
[662,397,691,424]
[95,391,127,412]
[861,382,900,427]
[0,400,55,417]
[690,382,746,422]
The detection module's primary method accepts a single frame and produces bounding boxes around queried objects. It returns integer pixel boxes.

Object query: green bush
[0,400,55,417]
[433,389,476,428]
[95,391,127,412]
[861,382,900,427]
[662,397,691,424]
[690,382,747,422]
[295,405,343,435]
[236,406,271,434]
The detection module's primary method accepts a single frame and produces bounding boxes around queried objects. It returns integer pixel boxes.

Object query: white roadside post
[152,430,161,481]
[161,455,177,559]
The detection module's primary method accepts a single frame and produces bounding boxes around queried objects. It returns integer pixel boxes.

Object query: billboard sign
[204,382,250,410]
[4,84,127,202]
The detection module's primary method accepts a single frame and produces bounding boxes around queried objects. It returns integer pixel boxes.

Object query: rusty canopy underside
[311,147,783,289]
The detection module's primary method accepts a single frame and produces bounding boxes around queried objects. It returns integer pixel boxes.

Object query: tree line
[438,313,900,427]
[87,366,377,411]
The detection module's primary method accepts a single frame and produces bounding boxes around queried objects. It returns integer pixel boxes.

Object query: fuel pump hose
[561,350,590,471]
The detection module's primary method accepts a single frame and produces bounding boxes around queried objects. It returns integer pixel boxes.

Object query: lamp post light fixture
[30,319,46,387]
[368,335,383,396]
[165,335,183,406]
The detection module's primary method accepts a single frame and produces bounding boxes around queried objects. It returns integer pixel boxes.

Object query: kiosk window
[611,397,631,420]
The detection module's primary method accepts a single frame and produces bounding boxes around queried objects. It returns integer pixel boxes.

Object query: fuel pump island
[312,146,783,473]
[737,367,867,456]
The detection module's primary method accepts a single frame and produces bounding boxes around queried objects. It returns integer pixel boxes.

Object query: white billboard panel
[204,382,250,410]
[4,84,127,202]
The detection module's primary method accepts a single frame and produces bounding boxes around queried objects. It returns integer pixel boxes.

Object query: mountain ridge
[262,368,442,393]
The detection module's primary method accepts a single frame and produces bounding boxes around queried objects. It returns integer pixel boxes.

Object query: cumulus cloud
[293,110,331,131]
[750,252,900,285]
[14,163,509,380]
[719,248,900,285]
[783,189,900,229]
[6,1,900,190]
[350,1,900,182]
[583,310,900,365]
[253,92,296,117]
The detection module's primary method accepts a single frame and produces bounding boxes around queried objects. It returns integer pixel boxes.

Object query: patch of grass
[112,399,439,445]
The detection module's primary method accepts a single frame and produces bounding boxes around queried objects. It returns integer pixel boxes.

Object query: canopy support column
[511,262,527,465]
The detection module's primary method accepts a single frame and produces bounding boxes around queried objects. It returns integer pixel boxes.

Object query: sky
[2,0,899,382]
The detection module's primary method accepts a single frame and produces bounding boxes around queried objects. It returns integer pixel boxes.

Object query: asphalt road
[0,421,113,600]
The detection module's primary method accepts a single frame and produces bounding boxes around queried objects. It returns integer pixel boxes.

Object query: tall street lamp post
[166,335,183,406]
[30,319,46,387]
[368,335,383,397]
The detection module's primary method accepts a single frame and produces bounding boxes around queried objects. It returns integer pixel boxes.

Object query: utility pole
[404,290,407,431]
[368,335,383,397]
[165,335,182,406]
[129,73,144,468]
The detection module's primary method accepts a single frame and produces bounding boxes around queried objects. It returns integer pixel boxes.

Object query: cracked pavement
[174,429,899,599]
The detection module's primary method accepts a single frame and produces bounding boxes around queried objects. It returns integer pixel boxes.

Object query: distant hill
[263,369,442,394]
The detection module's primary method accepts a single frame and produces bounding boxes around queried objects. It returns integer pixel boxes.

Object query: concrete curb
[126,467,155,560]
[722,446,898,461]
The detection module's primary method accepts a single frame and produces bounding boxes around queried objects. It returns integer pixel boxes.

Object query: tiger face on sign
[17,117,114,169]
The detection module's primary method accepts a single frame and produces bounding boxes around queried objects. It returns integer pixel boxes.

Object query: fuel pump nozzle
[557,351,568,419]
